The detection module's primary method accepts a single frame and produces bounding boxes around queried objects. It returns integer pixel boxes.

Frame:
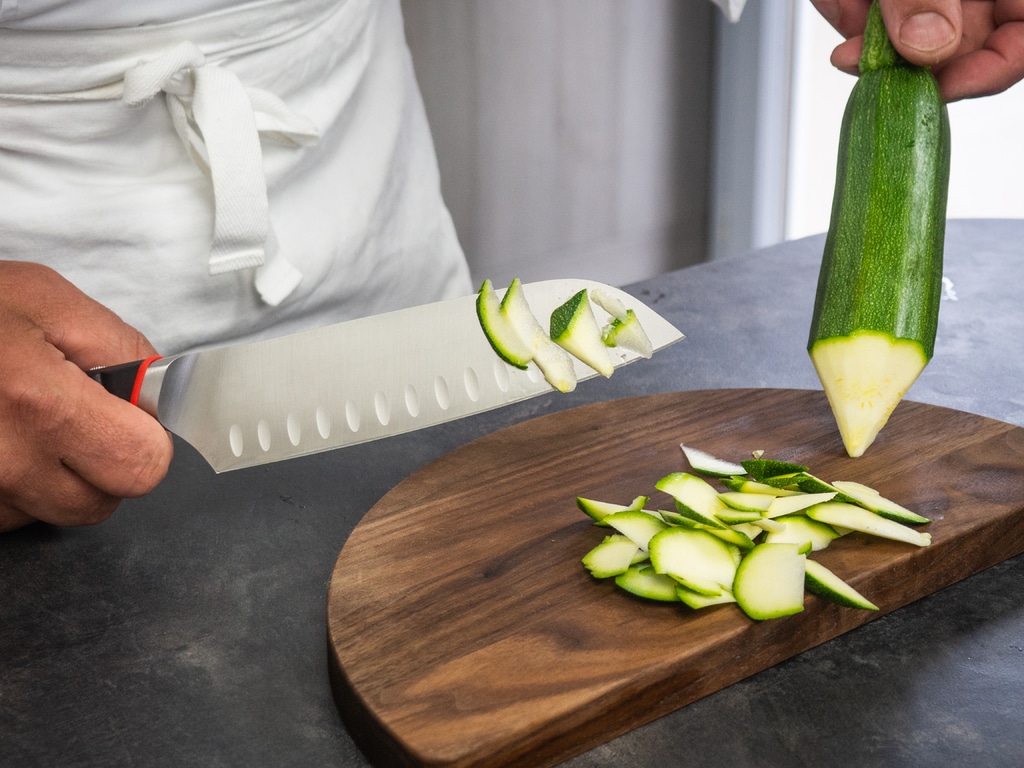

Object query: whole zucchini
[808,0,950,457]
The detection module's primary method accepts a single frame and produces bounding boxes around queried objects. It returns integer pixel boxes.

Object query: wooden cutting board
[326,388,1024,768]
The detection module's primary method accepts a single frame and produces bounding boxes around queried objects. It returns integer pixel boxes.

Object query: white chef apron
[0,0,472,355]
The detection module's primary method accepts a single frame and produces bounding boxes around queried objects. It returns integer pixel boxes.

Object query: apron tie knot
[123,41,319,305]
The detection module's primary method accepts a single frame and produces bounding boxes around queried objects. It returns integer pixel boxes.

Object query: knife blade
[92,279,683,472]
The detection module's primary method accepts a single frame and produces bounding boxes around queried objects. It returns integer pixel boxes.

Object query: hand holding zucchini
[808,0,950,458]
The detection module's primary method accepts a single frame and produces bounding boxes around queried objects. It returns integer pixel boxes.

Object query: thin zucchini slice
[549,289,615,377]
[733,543,807,621]
[475,279,532,369]
[655,472,730,530]
[805,558,878,611]
[681,445,746,477]
[805,502,931,547]
[582,535,644,579]
[648,528,739,597]
[500,278,578,392]
[603,510,670,552]
[576,495,650,525]
[831,480,930,525]
[763,515,841,552]
[615,564,680,602]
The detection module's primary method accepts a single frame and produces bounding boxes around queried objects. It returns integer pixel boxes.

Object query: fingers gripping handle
[91,356,164,411]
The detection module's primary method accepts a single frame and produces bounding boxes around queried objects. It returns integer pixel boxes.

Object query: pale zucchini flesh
[549,289,616,377]
[717,491,776,515]
[649,528,739,597]
[763,515,841,552]
[733,543,807,620]
[601,310,654,358]
[830,480,930,524]
[582,535,644,579]
[765,491,838,519]
[677,585,736,609]
[655,473,730,529]
[805,502,931,547]
[603,510,669,552]
[499,278,578,392]
[810,333,928,458]
[615,564,680,602]
[720,478,801,498]
[576,495,649,525]
[578,442,930,621]
[592,289,656,358]
[680,445,746,477]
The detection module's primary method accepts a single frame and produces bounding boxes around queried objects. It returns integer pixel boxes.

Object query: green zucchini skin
[807,51,950,358]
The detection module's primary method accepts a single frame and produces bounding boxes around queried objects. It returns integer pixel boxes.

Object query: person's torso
[0,0,471,354]
[0,0,248,29]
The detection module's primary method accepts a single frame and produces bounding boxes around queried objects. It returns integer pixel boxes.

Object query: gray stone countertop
[2,219,1022,767]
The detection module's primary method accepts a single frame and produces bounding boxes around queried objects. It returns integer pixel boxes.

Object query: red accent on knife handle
[91,356,164,406]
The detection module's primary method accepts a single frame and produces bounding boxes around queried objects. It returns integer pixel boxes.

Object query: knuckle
[7,375,76,452]
[12,391,77,462]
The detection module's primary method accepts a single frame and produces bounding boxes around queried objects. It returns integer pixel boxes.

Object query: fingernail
[899,12,956,53]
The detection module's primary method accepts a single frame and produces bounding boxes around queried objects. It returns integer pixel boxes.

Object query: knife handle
[90,356,164,407]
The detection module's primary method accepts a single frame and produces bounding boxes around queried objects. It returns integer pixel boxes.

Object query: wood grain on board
[327,389,1024,768]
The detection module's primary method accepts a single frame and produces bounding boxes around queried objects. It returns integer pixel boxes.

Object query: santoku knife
[92,279,683,472]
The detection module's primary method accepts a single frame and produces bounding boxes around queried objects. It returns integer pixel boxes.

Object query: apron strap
[123,41,318,305]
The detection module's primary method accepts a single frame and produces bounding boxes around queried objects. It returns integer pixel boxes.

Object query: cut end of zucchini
[810,331,929,457]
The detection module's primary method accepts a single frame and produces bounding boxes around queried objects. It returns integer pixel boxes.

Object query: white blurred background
[787,2,1024,241]
[401,0,1024,288]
